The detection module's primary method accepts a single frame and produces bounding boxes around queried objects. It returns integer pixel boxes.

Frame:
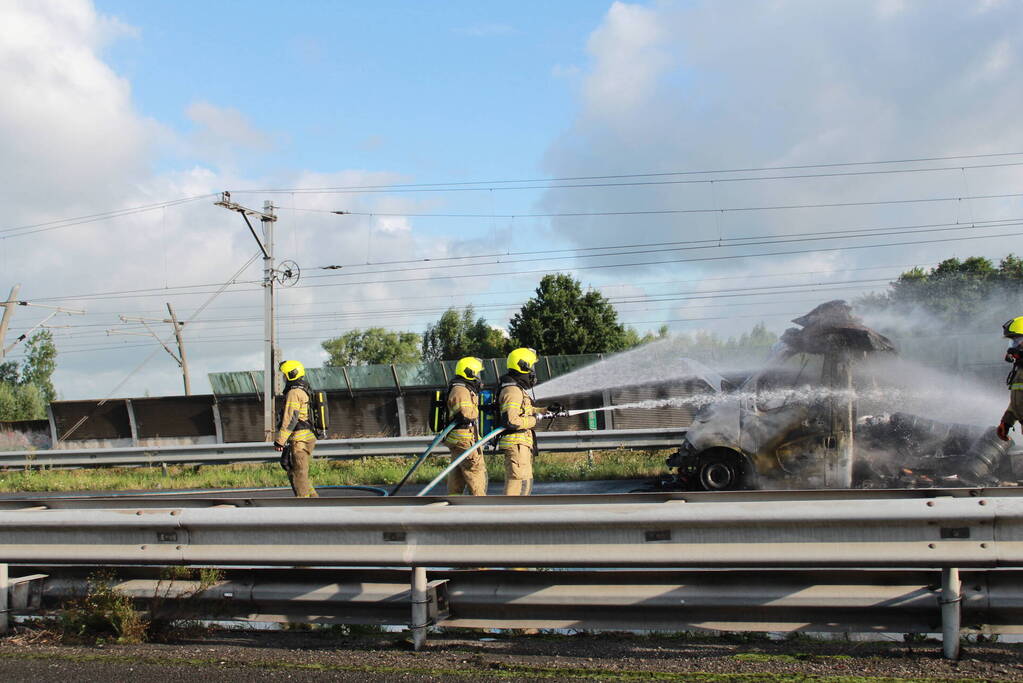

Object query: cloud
[0,0,158,211]
[185,100,276,163]
[0,1,489,399]
[582,1,670,120]
[540,0,1023,337]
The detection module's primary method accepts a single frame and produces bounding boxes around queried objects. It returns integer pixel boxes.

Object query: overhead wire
[5,211,984,306]
[6,149,1021,241]
[38,276,896,340]
[9,219,1013,307]
[292,225,1023,291]
[0,194,216,240]
[7,259,932,334]
[230,150,1023,193]
[290,191,1023,221]
[301,218,1023,280]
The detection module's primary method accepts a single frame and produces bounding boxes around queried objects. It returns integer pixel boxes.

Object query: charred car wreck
[665,300,1015,490]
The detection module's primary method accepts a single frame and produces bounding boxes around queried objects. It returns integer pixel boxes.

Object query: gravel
[3,629,1023,681]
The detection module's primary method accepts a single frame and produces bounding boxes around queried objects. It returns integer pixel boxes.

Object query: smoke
[852,282,1020,408]
[533,335,769,400]
[855,354,1005,428]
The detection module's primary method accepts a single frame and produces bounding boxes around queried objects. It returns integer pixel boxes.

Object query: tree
[421,305,512,361]
[0,330,57,420]
[858,254,1023,327]
[623,324,671,348]
[322,327,422,366]
[0,361,18,385]
[20,329,57,403]
[508,274,631,355]
[0,382,46,421]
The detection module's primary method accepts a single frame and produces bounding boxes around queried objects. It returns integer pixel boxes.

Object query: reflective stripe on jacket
[498,381,537,448]
[276,386,315,444]
[443,381,479,446]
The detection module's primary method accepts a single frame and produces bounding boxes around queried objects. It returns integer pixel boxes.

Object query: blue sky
[6,1,1023,399]
[96,1,598,182]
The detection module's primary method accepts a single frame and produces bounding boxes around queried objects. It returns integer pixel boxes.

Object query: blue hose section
[390,421,457,496]
[416,427,506,497]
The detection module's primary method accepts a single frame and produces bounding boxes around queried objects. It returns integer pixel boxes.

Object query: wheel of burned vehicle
[698,454,742,490]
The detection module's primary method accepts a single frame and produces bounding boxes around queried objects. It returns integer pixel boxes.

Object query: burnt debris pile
[856,413,1012,487]
[781,300,896,355]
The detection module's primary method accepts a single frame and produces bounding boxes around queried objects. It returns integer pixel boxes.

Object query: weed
[57,570,149,644]
[53,567,227,644]
[146,566,225,639]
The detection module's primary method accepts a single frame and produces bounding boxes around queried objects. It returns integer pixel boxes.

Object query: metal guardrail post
[46,404,58,448]
[941,567,962,660]
[126,399,139,446]
[411,566,428,650]
[0,563,8,634]
[211,403,224,444]
[395,396,408,437]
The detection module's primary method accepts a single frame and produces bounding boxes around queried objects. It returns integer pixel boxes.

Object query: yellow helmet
[279,360,305,381]
[454,356,484,382]
[1005,317,1023,338]
[507,347,538,374]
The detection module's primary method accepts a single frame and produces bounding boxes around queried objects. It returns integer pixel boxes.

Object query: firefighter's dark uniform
[443,379,487,495]
[275,383,318,498]
[498,374,541,496]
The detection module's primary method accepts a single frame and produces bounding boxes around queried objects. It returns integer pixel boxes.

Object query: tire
[697,452,744,491]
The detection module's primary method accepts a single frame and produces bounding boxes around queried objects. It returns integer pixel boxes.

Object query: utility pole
[109,303,191,395]
[215,192,279,440]
[166,303,191,395]
[0,284,21,359]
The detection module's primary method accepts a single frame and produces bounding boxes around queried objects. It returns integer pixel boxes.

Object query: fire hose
[390,421,456,496]
[416,427,507,497]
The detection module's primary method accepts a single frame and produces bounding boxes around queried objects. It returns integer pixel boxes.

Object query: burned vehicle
[665,301,1015,490]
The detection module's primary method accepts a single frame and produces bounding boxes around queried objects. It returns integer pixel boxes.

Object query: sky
[4,0,1023,400]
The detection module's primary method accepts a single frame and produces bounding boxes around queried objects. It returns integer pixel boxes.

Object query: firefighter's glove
[273,442,285,452]
[279,444,293,471]
[547,402,566,417]
[997,422,1011,441]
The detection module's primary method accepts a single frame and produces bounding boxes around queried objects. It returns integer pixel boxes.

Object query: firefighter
[997,317,1023,441]
[443,356,488,495]
[497,347,552,496]
[273,360,319,497]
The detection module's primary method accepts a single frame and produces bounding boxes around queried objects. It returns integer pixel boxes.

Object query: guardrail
[15,566,1023,639]
[2,492,1019,568]
[0,428,684,470]
[2,488,1022,656]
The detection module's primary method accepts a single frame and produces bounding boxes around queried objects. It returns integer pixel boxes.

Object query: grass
[0,448,672,493]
